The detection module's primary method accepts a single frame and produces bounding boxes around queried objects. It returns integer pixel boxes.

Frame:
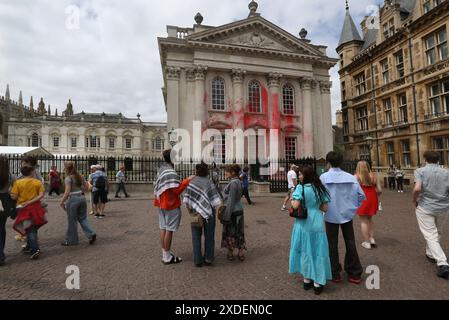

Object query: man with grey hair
[413,151,449,279]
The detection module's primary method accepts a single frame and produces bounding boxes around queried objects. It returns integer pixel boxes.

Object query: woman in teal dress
[289,165,332,295]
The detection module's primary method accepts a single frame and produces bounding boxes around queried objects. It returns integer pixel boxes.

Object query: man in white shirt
[282,165,298,211]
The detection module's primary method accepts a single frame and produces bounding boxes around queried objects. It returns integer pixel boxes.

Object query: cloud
[0,0,380,123]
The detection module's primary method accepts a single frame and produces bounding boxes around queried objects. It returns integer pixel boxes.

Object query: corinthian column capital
[267,73,283,87]
[231,69,247,83]
[166,66,181,80]
[300,77,314,90]
[194,65,208,81]
[319,81,332,93]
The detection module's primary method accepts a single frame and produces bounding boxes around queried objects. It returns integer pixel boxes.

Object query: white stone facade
[158,2,337,160]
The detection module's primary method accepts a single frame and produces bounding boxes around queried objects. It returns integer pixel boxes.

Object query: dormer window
[383,19,395,40]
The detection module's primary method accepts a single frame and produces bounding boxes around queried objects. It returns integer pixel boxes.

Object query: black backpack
[95,175,106,190]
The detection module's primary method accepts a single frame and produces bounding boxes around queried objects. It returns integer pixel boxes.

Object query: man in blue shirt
[320,152,366,284]
[240,167,253,205]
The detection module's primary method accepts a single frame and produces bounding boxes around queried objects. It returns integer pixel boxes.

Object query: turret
[336,1,364,68]
[29,96,34,114]
[65,99,74,117]
[18,91,23,106]
[38,98,46,115]
[5,84,10,101]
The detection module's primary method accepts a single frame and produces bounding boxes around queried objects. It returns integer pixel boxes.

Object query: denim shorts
[159,208,182,232]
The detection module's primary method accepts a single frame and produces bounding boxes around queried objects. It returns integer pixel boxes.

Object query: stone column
[166,66,181,131]
[267,73,282,159]
[300,77,314,157]
[194,66,208,129]
[231,69,246,130]
[320,81,334,156]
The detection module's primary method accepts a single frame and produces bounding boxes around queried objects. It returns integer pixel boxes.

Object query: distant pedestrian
[412,151,449,279]
[0,156,16,266]
[88,165,97,215]
[289,165,332,295]
[355,161,381,250]
[60,162,97,247]
[10,166,46,260]
[154,150,194,265]
[320,152,365,284]
[210,162,222,199]
[183,162,222,267]
[89,165,108,219]
[240,167,253,205]
[48,166,62,196]
[396,166,405,193]
[282,165,298,211]
[115,166,129,198]
[387,165,396,190]
[221,165,246,262]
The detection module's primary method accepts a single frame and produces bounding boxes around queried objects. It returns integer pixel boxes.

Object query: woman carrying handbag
[289,166,332,295]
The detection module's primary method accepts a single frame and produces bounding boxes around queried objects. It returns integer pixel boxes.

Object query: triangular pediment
[187,16,325,57]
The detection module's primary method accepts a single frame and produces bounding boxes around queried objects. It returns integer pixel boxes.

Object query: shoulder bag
[289,184,308,220]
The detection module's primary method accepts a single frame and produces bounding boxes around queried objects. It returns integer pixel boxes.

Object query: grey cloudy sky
[0,0,381,123]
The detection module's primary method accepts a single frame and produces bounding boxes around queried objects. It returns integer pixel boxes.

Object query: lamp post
[168,127,177,148]
[365,136,374,166]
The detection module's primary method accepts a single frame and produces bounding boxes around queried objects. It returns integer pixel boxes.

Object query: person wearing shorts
[282,165,298,211]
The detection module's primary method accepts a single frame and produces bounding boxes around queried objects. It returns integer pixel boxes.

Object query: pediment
[187,16,324,57]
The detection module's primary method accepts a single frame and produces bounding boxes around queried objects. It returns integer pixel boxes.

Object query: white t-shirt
[287,170,298,189]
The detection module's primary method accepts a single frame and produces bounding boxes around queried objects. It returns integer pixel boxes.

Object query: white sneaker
[281,206,288,211]
[361,242,372,250]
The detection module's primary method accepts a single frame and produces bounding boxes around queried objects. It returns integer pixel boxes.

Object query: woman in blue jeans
[183,163,222,267]
[60,162,97,246]
[0,156,16,266]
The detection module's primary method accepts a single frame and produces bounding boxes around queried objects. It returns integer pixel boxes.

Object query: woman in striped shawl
[183,162,222,267]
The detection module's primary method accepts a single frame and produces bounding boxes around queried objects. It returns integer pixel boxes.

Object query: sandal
[163,255,182,265]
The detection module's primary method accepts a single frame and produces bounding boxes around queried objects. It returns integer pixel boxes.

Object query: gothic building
[158,1,337,161]
[0,85,167,157]
[337,0,449,173]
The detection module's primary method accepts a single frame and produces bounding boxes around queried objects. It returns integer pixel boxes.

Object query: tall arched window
[28,133,40,147]
[282,84,295,115]
[248,80,261,113]
[212,77,226,110]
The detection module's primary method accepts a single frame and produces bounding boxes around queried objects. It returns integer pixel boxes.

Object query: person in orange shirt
[154,150,194,265]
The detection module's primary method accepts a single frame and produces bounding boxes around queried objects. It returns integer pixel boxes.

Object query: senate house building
[158,1,338,161]
[337,0,449,174]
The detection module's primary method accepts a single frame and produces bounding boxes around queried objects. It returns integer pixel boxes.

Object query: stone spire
[55,108,58,117]
[337,0,363,48]
[5,84,10,101]
[248,0,259,17]
[65,99,74,117]
[29,96,34,113]
[47,104,51,115]
[38,97,46,115]
[18,91,23,106]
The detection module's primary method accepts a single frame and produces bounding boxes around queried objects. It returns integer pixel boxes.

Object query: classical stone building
[158,1,337,161]
[0,85,167,157]
[337,0,449,174]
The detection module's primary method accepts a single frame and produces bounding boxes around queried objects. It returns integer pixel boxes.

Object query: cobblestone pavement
[0,189,448,300]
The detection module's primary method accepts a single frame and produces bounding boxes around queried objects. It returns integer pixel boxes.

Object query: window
[29,133,40,147]
[282,84,295,115]
[108,137,115,150]
[86,135,100,149]
[424,0,444,13]
[285,137,297,161]
[381,59,390,84]
[340,54,344,68]
[359,145,370,161]
[248,80,261,113]
[53,136,60,148]
[341,81,346,101]
[213,134,226,163]
[387,142,395,166]
[395,50,405,79]
[70,137,77,149]
[125,138,132,150]
[355,72,366,96]
[425,28,448,65]
[212,77,226,111]
[433,136,449,165]
[401,140,411,167]
[356,107,369,132]
[428,78,449,116]
[342,110,349,136]
[398,93,408,123]
[383,19,395,39]
[152,137,164,151]
[384,99,393,126]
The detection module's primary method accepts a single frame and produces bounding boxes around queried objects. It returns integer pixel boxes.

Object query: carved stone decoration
[231,69,247,83]
[186,68,196,82]
[267,73,283,87]
[166,66,181,80]
[218,31,289,51]
[319,81,332,94]
[300,77,314,90]
[311,80,319,90]
[193,65,208,81]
